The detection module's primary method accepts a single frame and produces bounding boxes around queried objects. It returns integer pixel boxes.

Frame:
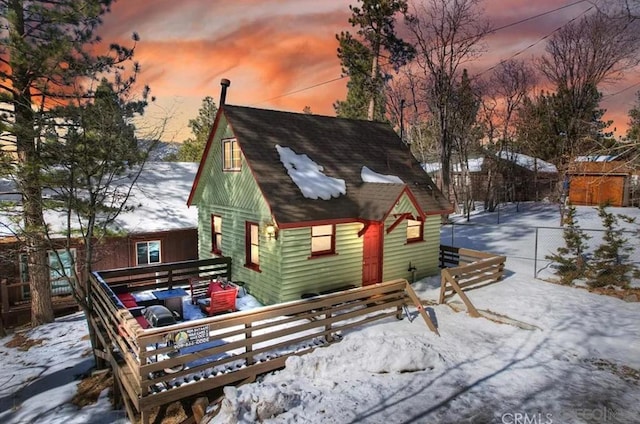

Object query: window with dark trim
[245,222,260,270]
[19,249,76,297]
[311,224,335,256]
[211,214,222,254]
[223,138,241,171]
[136,240,161,265]
[406,219,423,243]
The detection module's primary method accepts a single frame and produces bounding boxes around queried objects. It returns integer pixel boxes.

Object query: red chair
[199,281,238,316]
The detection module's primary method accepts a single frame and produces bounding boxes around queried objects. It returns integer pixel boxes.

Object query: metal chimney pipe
[219,78,231,106]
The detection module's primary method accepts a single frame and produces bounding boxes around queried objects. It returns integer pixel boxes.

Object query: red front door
[362,223,382,286]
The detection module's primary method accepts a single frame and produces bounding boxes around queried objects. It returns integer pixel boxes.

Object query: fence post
[534,227,539,278]
[245,322,254,365]
[451,223,454,245]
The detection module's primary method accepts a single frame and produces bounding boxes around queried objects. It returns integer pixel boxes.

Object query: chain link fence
[441,221,640,280]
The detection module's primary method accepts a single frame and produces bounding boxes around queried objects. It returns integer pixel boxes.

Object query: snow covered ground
[1,203,639,424]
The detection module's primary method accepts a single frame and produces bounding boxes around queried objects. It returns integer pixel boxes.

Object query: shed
[568,159,635,207]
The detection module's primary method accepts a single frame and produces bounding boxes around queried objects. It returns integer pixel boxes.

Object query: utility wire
[478,6,593,76]
[603,80,640,98]
[250,76,346,106]
[251,0,590,105]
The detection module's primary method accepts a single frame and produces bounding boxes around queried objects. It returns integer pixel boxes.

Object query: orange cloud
[96,0,638,141]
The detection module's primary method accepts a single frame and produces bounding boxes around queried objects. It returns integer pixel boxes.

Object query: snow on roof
[496,151,557,173]
[575,155,621,162]
[361,166,403,184]
[276,145,346,200]
[0,162,198,237]
[422,157,485,174]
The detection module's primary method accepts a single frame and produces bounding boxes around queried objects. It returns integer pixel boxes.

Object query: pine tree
[334,0,414,121]
[1,0,142,325]
[545,204,591,285]
[177,96,218,162]
[587,205,634,288]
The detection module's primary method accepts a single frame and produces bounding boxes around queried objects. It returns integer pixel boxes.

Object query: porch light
[265,224,278,241]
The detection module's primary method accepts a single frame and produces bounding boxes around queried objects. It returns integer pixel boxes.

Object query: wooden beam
[403,283,439,335]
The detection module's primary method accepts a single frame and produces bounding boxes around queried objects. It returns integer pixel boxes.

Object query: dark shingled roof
[220,105,452,225]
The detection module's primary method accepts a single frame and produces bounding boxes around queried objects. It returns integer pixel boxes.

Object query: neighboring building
[424,151,559,203]
[0,162,199,326]
[188,104,452,306]
[568,157,636,207]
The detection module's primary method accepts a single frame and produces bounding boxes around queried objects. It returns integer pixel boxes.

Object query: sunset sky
[99,0,640,142]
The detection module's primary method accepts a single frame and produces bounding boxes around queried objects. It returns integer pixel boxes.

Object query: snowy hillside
[1,203,638,424]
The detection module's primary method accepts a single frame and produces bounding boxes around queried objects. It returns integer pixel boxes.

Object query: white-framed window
[245,222,260,270]
[19,249,76,296]
[211,214,222,254]
[406,219,423,242]
[223,138,241,170]
[311,224,335,256]
[136,240,161,266]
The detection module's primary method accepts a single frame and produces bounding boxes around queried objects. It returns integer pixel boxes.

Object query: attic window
[223,138,241,171]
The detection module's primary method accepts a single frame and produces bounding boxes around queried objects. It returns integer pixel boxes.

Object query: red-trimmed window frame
[211,214,222,255]
[310,224,336,257]
[406,219,424,243]
[222,138,241,171]
[245,221,261,271]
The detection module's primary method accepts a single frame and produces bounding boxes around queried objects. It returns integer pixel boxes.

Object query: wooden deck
[87,257,437,424]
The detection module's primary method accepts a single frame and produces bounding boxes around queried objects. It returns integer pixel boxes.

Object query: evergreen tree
[335,0,414,121]
[1,0,142,325]
[515,86,611,166]
[43,78,148,297]
[545,204,591,285]
[177,96,218,162]
[628,91,640,144]
[587,205,634,288]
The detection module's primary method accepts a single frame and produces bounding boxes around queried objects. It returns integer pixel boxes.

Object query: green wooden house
[187,104,452,305]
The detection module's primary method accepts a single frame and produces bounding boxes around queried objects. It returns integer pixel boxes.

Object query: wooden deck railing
[0,279,77,326]
[438,245,506,317]
[87,258,436,424]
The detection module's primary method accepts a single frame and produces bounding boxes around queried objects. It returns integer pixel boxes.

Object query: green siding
[193,117,442,305]
[382,194,441,282]
[277,223,363,302]
[194,117,283,305]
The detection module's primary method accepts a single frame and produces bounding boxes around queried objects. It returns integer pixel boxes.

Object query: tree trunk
[10,0,54,325]
[367,41,380,121]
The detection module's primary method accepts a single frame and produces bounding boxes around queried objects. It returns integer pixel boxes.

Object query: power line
[489,0,588,35]
[603,80,640,98]
[251,0,590,106]
[251,76,346,106]
[478,6,593,76]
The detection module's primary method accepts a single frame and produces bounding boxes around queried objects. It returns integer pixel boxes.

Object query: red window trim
[244,221,261,271]
[310,224,336,257]
[211,214,222,255]
[406,218,424,243]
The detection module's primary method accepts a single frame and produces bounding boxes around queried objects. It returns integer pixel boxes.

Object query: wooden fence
[0,279,77,327]
[438,245,506,317]
[87,258,436,424]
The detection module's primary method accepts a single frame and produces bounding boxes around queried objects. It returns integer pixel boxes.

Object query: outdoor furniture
[198,281,238,316]
[189,277,214,305]
[152,288,188,320]
[116,292,138,309]
[132,291,160,307]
